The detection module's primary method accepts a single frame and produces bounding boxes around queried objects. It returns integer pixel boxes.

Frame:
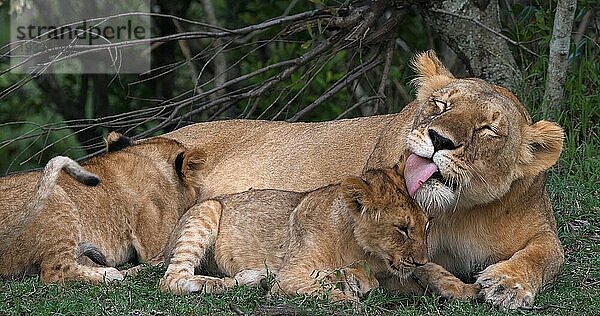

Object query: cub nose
[428,129,457,151]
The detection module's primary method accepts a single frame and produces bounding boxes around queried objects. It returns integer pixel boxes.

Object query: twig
[336,96,383,119]
[374,38,395,114]
[287,52,384,122]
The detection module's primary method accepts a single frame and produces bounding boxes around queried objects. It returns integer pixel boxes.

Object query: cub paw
[160,273,233,295]
[100,267,125,282]
[316,267,379,299]
[233,268,268,287]
[476,264,534,309]
[160,273,193,294]
[413,263,479,301]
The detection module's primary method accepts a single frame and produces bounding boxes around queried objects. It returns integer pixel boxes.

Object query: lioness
[160,164,429,301]
[0,133,205,283]
[163,51,564,308]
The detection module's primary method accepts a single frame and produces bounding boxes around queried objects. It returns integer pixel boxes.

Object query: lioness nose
[428,129,457,151]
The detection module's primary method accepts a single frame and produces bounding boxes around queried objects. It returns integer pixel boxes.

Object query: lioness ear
[175,149,207,182]
[106,132,132,152]
[411,50,455,100]
[341,177,373,216]
[519,121,564,176]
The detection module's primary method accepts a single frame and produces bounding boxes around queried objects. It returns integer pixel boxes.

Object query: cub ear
[519,121,564,176]
[341,176,373,216]
[411,50,454,100]
[175,149,207,182]
[106,132,132,152]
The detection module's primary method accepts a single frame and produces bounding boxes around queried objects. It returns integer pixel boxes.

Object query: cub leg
[275,265,378,302]
[38,201,123,284]
[413,262,479,301]
[160,200,222,294]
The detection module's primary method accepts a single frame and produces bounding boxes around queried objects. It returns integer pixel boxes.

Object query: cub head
[342,164,429,279]
[105,132,207,206]
[405,50,564,213]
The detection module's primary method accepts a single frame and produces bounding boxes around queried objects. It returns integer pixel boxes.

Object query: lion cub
[161,164,429,301]
[0,133,205,284]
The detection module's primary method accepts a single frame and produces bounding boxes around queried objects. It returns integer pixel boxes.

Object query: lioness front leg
[476,232,564,309]
[160,200,221,294]
[413,262,479,301]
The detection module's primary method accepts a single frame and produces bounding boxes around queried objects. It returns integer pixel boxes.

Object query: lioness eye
[394,225,408,238]
[477,125,499,137]
[431,99,447,114]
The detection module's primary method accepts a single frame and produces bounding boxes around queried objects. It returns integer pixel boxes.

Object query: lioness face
[342,167,429,279]
[404,51,564,213]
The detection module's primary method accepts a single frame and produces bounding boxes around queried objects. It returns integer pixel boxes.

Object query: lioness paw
[476,266,534,309]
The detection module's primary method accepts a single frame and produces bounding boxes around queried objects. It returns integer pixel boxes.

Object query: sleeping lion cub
[161,164,429,301]
[0,132,205,284]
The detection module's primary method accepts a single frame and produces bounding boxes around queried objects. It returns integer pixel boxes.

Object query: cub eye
[394,224,409,238]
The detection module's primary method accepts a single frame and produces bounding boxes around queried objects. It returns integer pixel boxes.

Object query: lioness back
[164,115,414,196]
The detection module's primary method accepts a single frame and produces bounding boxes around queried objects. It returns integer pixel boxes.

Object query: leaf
[301,40,312,50]
[317,18,323,34]
[309,0,325,5]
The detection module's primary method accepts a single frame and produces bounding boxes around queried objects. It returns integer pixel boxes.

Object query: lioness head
[405,51,564,213]
[105,132,207,207]
[342,164,429,279]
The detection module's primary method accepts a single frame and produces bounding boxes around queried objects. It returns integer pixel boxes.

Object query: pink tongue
[404,154,439,198]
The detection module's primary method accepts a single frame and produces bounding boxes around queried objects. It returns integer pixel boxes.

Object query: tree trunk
[418,0,520,90]
[542,0,577,120]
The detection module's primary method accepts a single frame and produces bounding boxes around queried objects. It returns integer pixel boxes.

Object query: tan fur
[160,165,429,302]
[405,52,564,309]
[162,51,564,309]
[0,133,205,284]
[0,157,100,253]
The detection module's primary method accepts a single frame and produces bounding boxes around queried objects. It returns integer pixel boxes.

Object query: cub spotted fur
[161,165,429,301]
[0,133,205,284]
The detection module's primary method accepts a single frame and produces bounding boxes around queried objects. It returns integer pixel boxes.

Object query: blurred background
[0,0,597,176]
